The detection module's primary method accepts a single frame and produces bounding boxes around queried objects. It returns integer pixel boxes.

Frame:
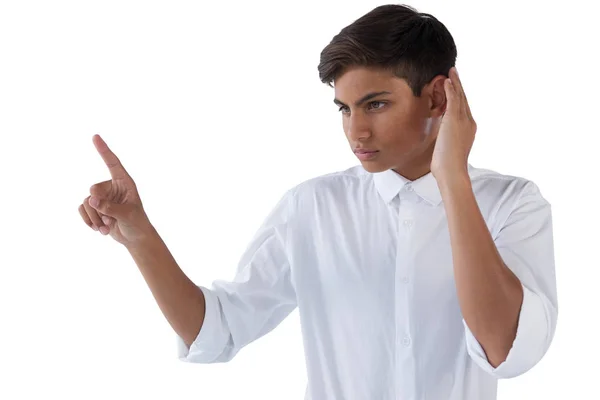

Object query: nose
[346,114,372,141]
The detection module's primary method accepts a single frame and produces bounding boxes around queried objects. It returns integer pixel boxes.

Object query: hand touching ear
[431,67,477,180]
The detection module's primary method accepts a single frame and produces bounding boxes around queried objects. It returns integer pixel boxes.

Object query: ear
[426,75,448,117]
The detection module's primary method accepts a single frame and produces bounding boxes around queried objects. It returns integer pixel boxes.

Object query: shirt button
[403,220,413,229]
[401,276,409,284]
[406,185,413,192]
[402,335,411,347]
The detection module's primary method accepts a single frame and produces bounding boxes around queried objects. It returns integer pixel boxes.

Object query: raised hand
[430,67,477,181]
[78,134,154,246]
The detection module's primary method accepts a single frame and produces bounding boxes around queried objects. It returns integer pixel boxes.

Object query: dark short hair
[318,4,457,97]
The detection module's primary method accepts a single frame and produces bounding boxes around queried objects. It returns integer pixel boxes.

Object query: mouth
[354,150,380,161]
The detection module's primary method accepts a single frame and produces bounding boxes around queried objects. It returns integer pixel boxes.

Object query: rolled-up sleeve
[177,188,298,364]
[464,180,558,379]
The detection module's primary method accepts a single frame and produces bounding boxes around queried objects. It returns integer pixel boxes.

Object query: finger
[88,194,127,220]
[100,215,115,236]
[78,203,96,230]
[101,215,113,226]
[90,180,112,199]
[83,196,104,230]
[449,68,466,102]
[444,78,459,114]
[450,68,473,119]
[93,134,130,181]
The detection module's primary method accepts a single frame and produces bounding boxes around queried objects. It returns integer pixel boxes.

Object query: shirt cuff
[177,285,229,363]
[463,282,551,378]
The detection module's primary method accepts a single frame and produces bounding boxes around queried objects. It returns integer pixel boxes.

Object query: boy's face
[333,66,447,179]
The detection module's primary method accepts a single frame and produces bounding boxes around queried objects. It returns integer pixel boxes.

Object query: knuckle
[90,183,101,196]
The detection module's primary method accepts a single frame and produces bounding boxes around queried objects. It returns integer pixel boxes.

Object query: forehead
[334,66,411,99]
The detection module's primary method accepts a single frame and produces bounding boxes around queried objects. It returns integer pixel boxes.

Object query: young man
[79,4,557,399]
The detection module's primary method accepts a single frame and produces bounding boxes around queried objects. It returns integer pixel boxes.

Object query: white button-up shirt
[177,164,558,400]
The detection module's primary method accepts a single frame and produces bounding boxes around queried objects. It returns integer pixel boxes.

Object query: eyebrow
[333,91,392,107]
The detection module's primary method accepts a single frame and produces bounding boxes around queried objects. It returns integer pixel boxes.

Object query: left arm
[432,68,558,378]
[438,171,523,367]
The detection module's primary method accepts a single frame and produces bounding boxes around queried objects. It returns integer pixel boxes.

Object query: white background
[0,0,597,398]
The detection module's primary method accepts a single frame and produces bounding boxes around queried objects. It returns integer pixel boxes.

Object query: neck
[392,137,436,181]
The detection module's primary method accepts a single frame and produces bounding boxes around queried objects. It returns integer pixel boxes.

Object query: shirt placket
[395,184,417,400]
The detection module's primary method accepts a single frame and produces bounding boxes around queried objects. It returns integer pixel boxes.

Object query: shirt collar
[372,164,474,206]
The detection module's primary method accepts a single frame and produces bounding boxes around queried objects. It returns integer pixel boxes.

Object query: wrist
[125,222,160,252]
[435,168,471,192]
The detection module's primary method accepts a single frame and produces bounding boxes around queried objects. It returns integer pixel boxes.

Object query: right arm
[79,134,205,348]
[80,134,298,363]
[125,225,206,349]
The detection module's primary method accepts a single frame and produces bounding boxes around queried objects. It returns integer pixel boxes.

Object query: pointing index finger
[92,134,129,180]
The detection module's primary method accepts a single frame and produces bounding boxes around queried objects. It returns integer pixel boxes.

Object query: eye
[337,101,386,114]
[338,105,350,114]
[368,101,386,110]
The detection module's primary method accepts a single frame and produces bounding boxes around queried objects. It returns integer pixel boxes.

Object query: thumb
[89,180,112,199]
[88,196,133,219]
